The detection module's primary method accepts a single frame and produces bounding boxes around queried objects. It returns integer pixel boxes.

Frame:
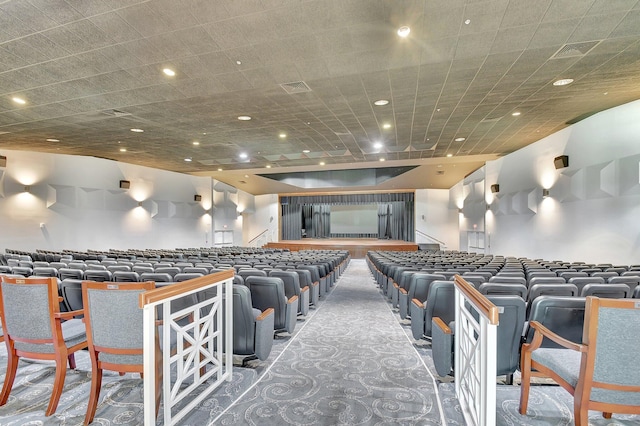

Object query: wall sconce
[554,155,569,169]
[237,209,243,217]
[138,201,143,207]
[458,208,463,214]
[194,194,202,202]
[119,180,130,189]
[490,184,500,193]
[23,185,31,193]
[542,188,550,198]
[0,155,6,168]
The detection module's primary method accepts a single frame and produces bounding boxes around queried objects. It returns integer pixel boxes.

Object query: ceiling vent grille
[280,81,312,94]
[551,41,600,59]
[102,109,132,117]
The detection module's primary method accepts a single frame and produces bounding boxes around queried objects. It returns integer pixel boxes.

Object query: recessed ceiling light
[512,111,521,116]
[236,60,242,65]
[373,142,383,150]
[184,157,192,162]
[464,19,471,25]
[382,123,392,129]
[46,138,59,142]
[130,128,144,133]
[12,97,26,105]
[447,153,453,158]
[454,137,466,142]
[553,78,574,86]
[120,148,127,152]
[379,158,386,162]
[192,141,200,145]
[374,99,389,106]
[217,168,223,172]
[319,161,325,166]
[162,68,175,77]
[279,133,286,138]
[244,174,249,178]
[239,152,248,159]
[397,26,410,38]
[302,149,310,154]
[238,115,252,121]
[266,164,271,168]
[603,92,608,95]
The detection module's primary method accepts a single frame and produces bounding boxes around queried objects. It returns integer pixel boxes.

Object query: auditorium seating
[245,276,297,335]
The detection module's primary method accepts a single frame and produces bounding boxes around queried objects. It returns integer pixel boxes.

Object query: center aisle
[215,259,445,425]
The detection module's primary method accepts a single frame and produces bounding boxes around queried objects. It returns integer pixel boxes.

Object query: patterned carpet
[1,259,639,425]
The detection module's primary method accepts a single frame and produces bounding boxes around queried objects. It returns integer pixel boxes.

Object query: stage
[264,239,418,258]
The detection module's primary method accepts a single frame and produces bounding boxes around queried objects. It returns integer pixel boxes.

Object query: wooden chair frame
[0,276,87,416]
[81,280,161,425]
[520,296,640,425]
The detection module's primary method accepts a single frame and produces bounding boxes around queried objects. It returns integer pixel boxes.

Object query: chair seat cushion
[531,348,581,387]
[61,318,87,346]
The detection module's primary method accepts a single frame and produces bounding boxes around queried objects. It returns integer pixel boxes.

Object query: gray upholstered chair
[580,283,630,298]
[32,266,59,278]
[0,276,87,416]
[140,272,173,283]
[478,282,527,299]
[245,276,297,335]
[399,273,444,319]
[112,271,141,282]
[410,280,455,340]
[520,296,640,425]
[59,267,84,280]
[269,270,309,316]
[523,296,586,348]
[174,272,204,282]
[229,285,274,365]
[83,270,113,282]
[432,295,525,384]
[154,266,180,278]
[81,280,160,425]
[291,269,318,308]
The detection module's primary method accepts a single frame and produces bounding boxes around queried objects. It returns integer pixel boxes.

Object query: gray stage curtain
[280,193,415,242]
[281,204,302,240]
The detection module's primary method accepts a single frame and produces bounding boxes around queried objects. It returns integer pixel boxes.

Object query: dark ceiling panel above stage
[258,166,418,189]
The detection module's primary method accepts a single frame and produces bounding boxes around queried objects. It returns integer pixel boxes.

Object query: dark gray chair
[478,283,527,299]
[238,268,267,282]
[228,285,274,366]
[567,276,605,295]
[269,270,309,316]
[60,279,84,317]
[140,272,173,283]
[580,283,630,298]
[59,268,84,281]
[32,267,59,278]
[291,269,318,308]
[174,272,204,282]
[523,296,586,348]
[399,273,445,319]
[410,280,455,340]
[112,271,141,282]
[245,276,297,335]
[608,276,640,294]
[154,266,180,278]
[84,270,113,282]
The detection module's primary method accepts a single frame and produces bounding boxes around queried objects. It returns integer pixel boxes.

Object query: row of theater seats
[367,250,640,384]
[1,249,350,367]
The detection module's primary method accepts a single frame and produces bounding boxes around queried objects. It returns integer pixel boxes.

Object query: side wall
[0,150,213,251]
[415,189,459,250]
[467,99,640,264]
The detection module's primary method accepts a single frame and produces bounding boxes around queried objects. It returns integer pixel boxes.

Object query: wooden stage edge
[265,239,418,259]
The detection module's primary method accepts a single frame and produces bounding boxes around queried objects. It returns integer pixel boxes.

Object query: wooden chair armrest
[256,308,274,321]
[301,286,309,292]
[55,309,83,319]
[399,288,407,295]
[528,320,585,352]
[287,295,299,304]
[432,317,451,334]
[411,298,423,309]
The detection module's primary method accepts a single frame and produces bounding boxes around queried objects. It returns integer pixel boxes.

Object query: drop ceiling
[0,0,639,195]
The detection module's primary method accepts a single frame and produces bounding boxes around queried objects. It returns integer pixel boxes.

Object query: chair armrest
[399,288,407,295]
[432,317,451,335]
[55,309,83,319]
[287,295,298,304]
[527,321,585,352]
[301,286,309,292]
[411,298,423,309]
[256,308,274,321]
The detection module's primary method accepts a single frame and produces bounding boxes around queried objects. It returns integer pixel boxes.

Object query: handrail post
[142,303,156,426]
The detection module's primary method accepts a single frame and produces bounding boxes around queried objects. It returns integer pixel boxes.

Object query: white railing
[415,229,447,249]
[247,228,270,248]
[453,275,499,426]
[140,270,234,425]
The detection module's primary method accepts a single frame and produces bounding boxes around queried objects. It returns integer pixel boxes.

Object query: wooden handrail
[248,228,269,244]
[453,275,499,325]
[139,269,235,307]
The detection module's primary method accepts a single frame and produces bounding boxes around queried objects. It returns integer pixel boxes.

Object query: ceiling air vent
[551,41,600,59]
[280,81,311,94]
[102,109,132,117]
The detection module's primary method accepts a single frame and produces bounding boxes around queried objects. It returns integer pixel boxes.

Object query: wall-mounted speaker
[119,180,130,189]
[194,194,202,202]
[0,155,6,168]
[490,184,500,193]
[554,155,569,169]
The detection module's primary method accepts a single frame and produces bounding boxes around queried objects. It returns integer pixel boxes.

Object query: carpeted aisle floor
[214,259,446,425]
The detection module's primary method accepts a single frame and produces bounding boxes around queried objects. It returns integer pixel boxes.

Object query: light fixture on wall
[458,208,463,214]
[0,155,6,168]
[23,185,31,193]
[138,201,143,207]
[554,155,569,169]
[490,184,500,193]
[542,188,550,198]
[119,180,130,189]
[194,194,202,202]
